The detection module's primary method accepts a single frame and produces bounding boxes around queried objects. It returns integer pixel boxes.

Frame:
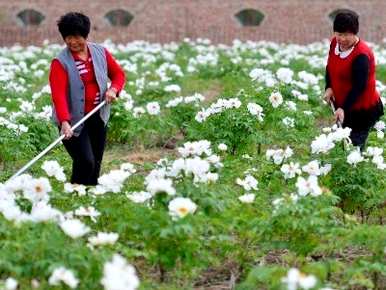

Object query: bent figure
[324,9,384,150]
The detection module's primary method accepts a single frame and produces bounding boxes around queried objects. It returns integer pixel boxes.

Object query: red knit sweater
[49,47,125,123]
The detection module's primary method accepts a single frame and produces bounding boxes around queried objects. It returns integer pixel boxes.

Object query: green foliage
[0,40,385,290]
[187,106,263,154]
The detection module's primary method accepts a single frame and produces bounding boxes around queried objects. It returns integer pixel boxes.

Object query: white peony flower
[298,71,319,85]
[31,279,40,288]
[282,117,295,128]
[266,149,282,164]
[90,185,108,195]
[299,275,318,289]
[64,183,87,196]
[166,97,183,108]
[311,134,335,154]
[329,127,351,142]
[98,170,131,193]
[236,175,258,191]
[272,197,285,210]
[206,154,221,165]
[168,197,197,219]
[281,268,317,290]
[164,84,181,93]
[281,162,302,179]
[74,206,101,223]
[238,193,255,203]
[285,101,297,111]
[132,107,145,118]
[195,98,241,122]
[88,232,119,247]
[247,103,264,121]
[120,163,136,173]
[296,176,322,197]
[276,67,294,84]
[146,102,161,115]
[205,172,219,182]
[60,219,90,239]
[374,120,385,131]
[269,91,283,108]
[266,147,293,165]
[218,143,228,151]
[374,159,386,170]
[347,150,364,166]
[20,101,34,112]
[5,174,33,195]
[30,201,62,222]
[168,158,186,177]
[366,147,383,157]
[41,160,66,182]
[101,254,139,290]
[145,168,167,183]
[195,110,209,123]
[146,178,176,196]
[4,277,18,290]
[48,267,79,289]
[320,164,332,176]
[127,191,152,203]
[302,160,321,176]
[178,140,212,157]
[322,127,332,133]
[23,177,52,203]
[292,89,309,101]
[249,68,275,85]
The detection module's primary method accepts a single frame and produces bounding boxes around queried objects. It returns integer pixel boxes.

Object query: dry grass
[104,144,177,167]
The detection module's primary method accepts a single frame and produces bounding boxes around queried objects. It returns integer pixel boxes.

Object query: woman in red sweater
[49,12,125,185]
[324,9,383,150]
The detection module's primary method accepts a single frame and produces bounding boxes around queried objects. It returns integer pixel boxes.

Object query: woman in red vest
[324,9,384,150]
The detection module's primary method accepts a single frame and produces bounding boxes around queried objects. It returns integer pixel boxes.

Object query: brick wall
[0,0,385,46]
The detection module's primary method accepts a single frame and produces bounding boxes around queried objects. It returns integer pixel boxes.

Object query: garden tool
[329,100,350,149]
[7,100,107,181]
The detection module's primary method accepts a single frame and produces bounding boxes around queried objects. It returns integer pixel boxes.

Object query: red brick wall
[0,0,385,45]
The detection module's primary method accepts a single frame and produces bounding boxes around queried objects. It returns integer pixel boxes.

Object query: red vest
[327,37,380,111]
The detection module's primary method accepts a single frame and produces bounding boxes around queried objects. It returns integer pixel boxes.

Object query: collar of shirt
[334,39,359,59]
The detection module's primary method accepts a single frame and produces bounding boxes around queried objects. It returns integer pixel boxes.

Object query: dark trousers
[349,128,370,152]
[344,100,384,151]
[62,114,107,185]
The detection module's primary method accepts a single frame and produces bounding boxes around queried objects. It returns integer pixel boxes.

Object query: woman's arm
[49,59,73,139]
[49,59,71,123]
[341,54,369,111]
[105,49,126,93]
[324,69,334,102]
[104,49,126,103]
[325,69,331,90]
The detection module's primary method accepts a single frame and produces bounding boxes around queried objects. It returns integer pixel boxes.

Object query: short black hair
[333,9,359,34]
[57,12,90,39]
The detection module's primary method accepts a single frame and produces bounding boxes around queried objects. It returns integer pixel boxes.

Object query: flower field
[0,38,385,290]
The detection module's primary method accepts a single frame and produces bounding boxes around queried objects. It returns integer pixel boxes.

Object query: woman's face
[64,35,87,53]
[334,32,357,50]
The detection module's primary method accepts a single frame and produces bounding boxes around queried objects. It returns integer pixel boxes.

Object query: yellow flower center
[35,185,43,193]
[178,207,189,216]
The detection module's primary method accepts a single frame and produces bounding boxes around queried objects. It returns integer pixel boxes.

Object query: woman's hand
[334,108,345,124]
[61,121,73,139]
[105,88,118,104]
[323,88,335,103]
